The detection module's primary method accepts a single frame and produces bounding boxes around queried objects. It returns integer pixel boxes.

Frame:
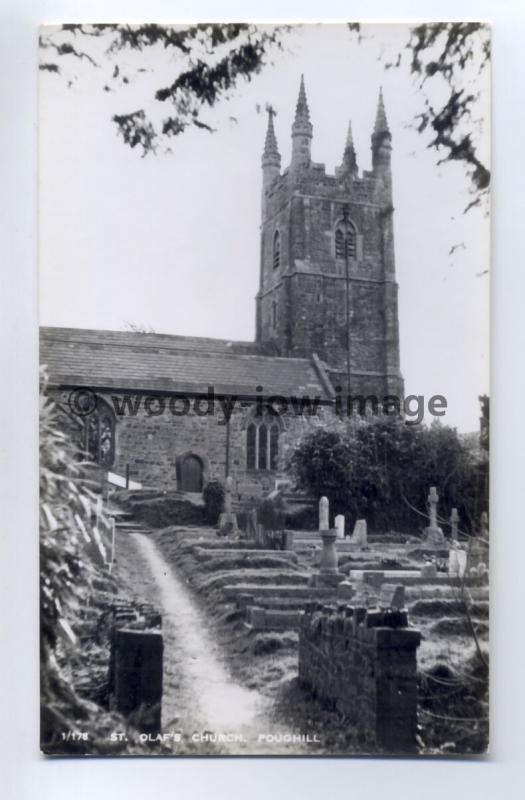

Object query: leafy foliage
[289,416,483,534]
[39,23,285,155]
[382,22,490,206]
[40,370,129,754]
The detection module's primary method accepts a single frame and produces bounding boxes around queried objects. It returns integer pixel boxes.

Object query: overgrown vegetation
[40,372,149,755]
[203,480,225,524]
[289,416,486,534]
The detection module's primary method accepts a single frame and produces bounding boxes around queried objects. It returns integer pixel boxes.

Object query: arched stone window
[246,418,280,471]
[83,397,115,468]
[335,220,356,259]
[272,230,280,270]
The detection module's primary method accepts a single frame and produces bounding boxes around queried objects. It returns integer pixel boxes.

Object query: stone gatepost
[450,507,459,541]
[374,625,422,752]
[319,496,329,531]
[218,476,238,535]
[110,629,163,735]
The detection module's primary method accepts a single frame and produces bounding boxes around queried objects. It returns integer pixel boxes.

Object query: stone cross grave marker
[218,475,238,535]
[423,486,445,546]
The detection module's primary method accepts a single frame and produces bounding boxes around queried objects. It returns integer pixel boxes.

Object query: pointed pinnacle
[373,87,390,135]
[345,120,355,152]
[342,119,358,174]
[293,74,312,134]
[263,108,280,161]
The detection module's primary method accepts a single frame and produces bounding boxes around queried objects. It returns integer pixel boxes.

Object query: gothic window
[258,424,268,470]
[335,221,356,259]
[246,418,280,471]
[272,300,278,330]
[273,230,280,270]
[247,423,257,470]
[83,397,115,468]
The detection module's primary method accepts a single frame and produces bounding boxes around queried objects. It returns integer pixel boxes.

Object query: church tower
[256,78,403,398]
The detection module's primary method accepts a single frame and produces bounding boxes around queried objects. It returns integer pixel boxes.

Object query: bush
[289,416,482,534]
[203,480,225,524]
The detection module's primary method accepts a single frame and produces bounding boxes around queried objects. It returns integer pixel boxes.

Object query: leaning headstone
[319,496,329,531]
[218,476,238,535]
[335,514,345,539]
[423,487,445,546]
[379,584,406,611]
[450,508,459,542]
[351,519,367,547]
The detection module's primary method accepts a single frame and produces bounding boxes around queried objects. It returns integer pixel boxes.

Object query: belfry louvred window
[335,221,356,259]
[246,419,280,471]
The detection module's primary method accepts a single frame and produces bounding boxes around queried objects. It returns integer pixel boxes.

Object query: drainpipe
[225,417,231,478]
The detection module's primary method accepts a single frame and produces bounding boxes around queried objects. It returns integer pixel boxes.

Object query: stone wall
[51,388,338,491]
[298,602,421,753]
[257,159,402,396]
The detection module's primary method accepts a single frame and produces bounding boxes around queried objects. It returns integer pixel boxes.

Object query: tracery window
[246,418,280,471]
[83,397,115,468]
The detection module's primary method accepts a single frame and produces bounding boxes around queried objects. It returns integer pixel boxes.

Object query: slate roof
[40,327,333,399]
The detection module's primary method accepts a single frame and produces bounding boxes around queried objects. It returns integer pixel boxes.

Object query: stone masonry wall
[50,388,338,492]
[298,602,421,753]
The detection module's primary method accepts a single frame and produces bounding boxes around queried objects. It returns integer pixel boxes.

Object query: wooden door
[180,454,203,492]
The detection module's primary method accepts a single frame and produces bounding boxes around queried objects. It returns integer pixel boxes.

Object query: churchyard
[106,481,489,755]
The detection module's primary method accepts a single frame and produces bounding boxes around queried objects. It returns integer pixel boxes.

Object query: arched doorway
[179,454,204,492]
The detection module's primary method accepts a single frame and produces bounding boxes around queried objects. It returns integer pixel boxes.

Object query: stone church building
[41,78,403,495]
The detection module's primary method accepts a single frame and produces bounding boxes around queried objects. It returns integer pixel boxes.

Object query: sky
[39,23,490,431]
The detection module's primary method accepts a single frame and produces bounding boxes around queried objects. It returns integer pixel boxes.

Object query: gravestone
[450,508,459,542]
[351,519,367,546]
[379,584,406,610]
[420,561,437,578]
[337,580,355,600]
[319,496,329,531]
[448,546,467,577]
[423,487,445,546]
[335,514,345,539]
[218,476,238,535]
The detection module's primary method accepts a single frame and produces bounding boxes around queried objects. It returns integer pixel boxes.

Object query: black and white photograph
[38,21,490,758]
